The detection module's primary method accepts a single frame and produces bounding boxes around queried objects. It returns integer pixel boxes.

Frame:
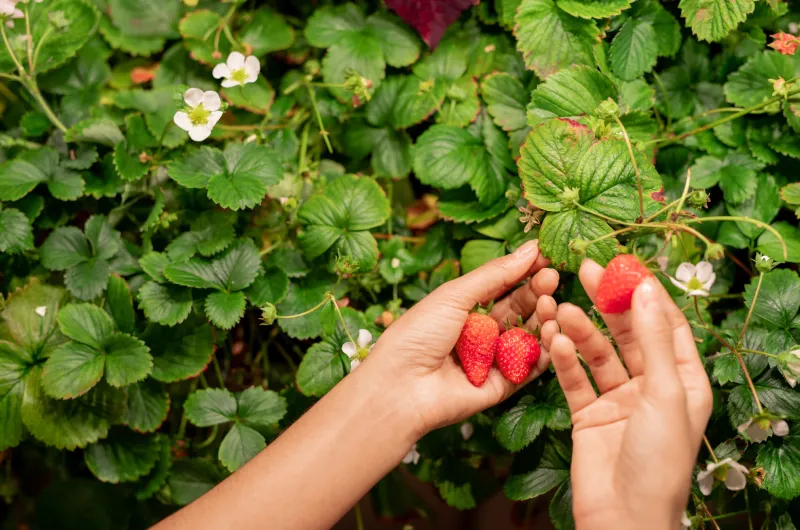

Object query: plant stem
[644,197,683,223]
[333,298,356,347]
[684,216,787,260]
[703,510,749,522]
[24,3,33,71]
[274,342,298,371]
[1,23,26,74]
[738,273,763,347]
[650,86,800,147]
[26,80,67,132]
[703,435,718,463]
[614,116,644,220]
[276,294,333,320]
[211,352,225,387]
[31,26,53,72]
[695,496,722,530]
[673,168,692,219]
[745,488,754,530]
[651,72,672,131]
[738,348,779,359]
[195,425,219,449]
[306,83,333,153]
[695,298,763,414]
[697,107,745,119]
[373,233,425,243]
[354,502,364,530]
[177,379,199,439]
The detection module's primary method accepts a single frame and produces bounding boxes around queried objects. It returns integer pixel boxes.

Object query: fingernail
[515,240,538,258]
[636,280,655,309]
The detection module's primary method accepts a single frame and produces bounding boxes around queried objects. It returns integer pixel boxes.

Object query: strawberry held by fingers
[496,327,541,385]
[456,312,500,387]
[595,254,654,314]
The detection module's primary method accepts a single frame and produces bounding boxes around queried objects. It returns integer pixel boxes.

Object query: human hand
[546,259,713,530]
[364,240,560,438]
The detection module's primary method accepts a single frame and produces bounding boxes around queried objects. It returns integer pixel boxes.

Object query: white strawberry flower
[391,257,401,269]
[696,458,749,495]
[738,416,789,442]
[34,306,47,317]
[681,512,693,529]
[460,422,474,441]
[212,51,260,88]
[341,329,373,371]
[781,348,800,387]
[0,0,23,26]
[402,443,420,465]
[173,88,223,142]
[669,261,716,297]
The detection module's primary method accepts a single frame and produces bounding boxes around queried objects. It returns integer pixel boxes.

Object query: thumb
[432,240,544,311]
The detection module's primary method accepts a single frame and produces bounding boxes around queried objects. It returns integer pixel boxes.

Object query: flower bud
[705,243,725,261]
[687,189,710,209]
[596,98,620,121]
[260,303,277,325]
[569,239,589,256]
[755,253,777,273]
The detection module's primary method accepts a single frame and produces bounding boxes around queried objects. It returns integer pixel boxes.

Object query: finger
[491,268,559,326]
[579,259,644,376]
[475,345,552,407]
[557,303,630,393]
[524,294,557,333]
[550,333,596,414]
[631,280,684,402]
[431,240,542,311]
[539,319,559,352]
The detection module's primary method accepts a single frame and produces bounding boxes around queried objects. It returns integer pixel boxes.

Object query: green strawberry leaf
[21,370,125,450]
[518,118,661,271]
[514,0,601,78]
[689,152,763,205]
[0,341,30,450]
[108,0,180,38]
[558,0,632,19]
[0,148,84,202]
[726,174,781,239]
[0,206,34,254]
[725,52,800,109]
[298,175,389,271]
[276,274,338,340]
[164,239,261,292]
[364,11,421,68]
[99,15,164,56]
[65,118,125,147]
[205,291,247,330]
[106,276,135,334]
[184,388,238,427]
[460,240,506,274]
[481,73,528,132]
[168,144,282,211]
[41,342,105,398]
[296,308,367,396]
[123,379,170,433]
[757,424,800,500]
[137,282,193,327]
[101,333,152,388]
[167,459,223,506]
[218,423,265,472]
[495,380,571,452]
[57,303,115,350]
[236,387,287,427]
[84,429,161,483]
[609,19,658,81]
[505,436,571,500]
[758,223,800,264]
[246,268,289,307]
[221,78,275,115]
[342,120,413,178]
[239,8,295,55]
[527,66,617,126]
[679,0,755,42]
[0,279,68,360]
[743,269,800,330]
[0,0,100,74]
[143,320,214,383]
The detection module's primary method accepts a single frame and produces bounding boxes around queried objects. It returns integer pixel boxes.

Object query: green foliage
[1,0,800,527]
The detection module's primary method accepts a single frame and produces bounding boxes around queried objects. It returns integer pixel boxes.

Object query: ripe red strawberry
[456,312,499,387]
[495,327,541,384]
[595,254,653,314]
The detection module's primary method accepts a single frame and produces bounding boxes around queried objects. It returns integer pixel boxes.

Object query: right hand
[544,259,713,530]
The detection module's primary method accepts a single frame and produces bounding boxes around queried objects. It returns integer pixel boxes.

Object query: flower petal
[342,342,357,357]
[227,51,245,70]
[202,90,222,111]
[349,358,361,371]
[207,111,223,129]
[173,111,192,132]
[244,55,261,77]
[183,87,205,108]
[746,422,769,442]
[687,289,709,297]
[695,261,714,283]
[212,63,231,79]
[357,329,373,348]
[724,467,747,491]
[188,125,212,142]
[221,79,240,88]
[675,262,696,283]
[35,306,47,317]
[697,470,714,496]
[460,423,474,441]
[772,419,789,437]
[669,276,689,293]
[702,272,716,291]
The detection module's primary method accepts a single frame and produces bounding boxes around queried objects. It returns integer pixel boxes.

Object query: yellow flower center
[189,104,211,126]
[686,277,705,291]
[231,68,248,84]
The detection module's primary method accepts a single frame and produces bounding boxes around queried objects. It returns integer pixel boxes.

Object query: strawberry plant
[0,0,800,528]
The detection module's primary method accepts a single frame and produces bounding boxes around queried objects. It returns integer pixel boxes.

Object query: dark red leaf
[385,0,478,49]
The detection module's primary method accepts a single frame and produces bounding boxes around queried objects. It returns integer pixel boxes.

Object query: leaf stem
[26,80,67,133]
[31,26,53,72]
[703,435,718,463]
[613,116,644,221]
[650,86,800,147]
[651,72,672,131]
[683,216,787,260]
[373,233,425,243]
[24,3,33,71]
[333,298,356,348]
[738,273,763,347]
[738,348,779,359]
[275,294,333,320]
[195,425,219,449]
[211,352,225,387]
[354,502,364,530]
[0,23,26,74]
[306,83,333,153]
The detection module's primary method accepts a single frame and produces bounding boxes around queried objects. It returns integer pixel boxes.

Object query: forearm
[155,357,419,530]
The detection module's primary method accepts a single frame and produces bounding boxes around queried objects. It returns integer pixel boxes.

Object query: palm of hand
[369,242,558,434]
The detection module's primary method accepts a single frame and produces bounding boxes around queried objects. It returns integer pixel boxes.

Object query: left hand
[364,240,560,438]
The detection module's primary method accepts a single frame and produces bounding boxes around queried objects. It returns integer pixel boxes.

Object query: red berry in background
[495,327,541,385]
[595,254,653,314]
[456,312,499,387]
